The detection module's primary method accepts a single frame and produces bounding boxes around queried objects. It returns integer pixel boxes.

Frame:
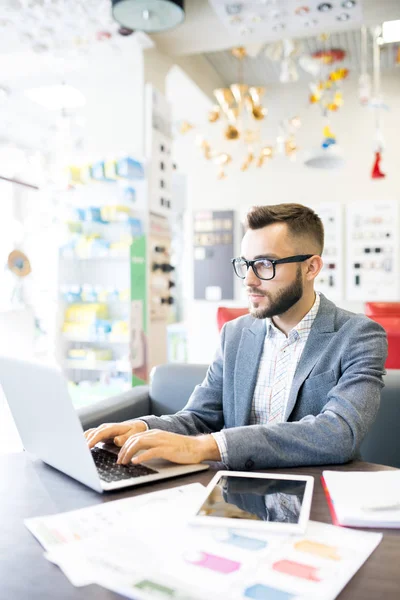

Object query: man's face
[241,223,306,319]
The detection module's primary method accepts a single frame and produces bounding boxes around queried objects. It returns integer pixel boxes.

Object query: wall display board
[132,84,176,384]
[346,201,399,301]
[309,203,344,303]
[130,213,173,385]
[193,210,235,301]
[145,84,173,218]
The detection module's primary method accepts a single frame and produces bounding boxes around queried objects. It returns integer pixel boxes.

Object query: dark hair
[245,203,324,255]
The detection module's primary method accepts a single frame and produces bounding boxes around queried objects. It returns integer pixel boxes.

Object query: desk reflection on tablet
[197,477,306,524]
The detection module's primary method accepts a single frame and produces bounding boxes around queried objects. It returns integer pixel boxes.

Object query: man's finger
[87,424,130,448]
[114,433,131,446]
[131,448,162,464]
[117,433,157,464]
[84,429,95,440]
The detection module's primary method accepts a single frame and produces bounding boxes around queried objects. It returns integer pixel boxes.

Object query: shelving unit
[64,359,131,373]
[57,172,146,406]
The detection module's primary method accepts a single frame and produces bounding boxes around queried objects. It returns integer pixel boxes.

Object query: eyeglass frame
[231,254,314,281]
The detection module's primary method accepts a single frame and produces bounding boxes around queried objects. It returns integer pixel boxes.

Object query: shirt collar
[265,292,320,339]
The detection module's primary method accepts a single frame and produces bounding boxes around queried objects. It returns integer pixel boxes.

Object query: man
[86,203,387,471]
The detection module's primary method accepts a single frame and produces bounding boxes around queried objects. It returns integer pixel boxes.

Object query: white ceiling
[2,0,400,60]
[151,0,400,55]
[0,0,399,155]
[205,28,400,86]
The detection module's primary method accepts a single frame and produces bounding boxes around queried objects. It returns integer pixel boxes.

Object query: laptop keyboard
[91,447,159,483]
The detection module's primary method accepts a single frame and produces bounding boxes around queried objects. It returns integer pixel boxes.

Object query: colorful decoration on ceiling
[358,25,372,105]
[370,26,386,179]
[264,39,303,83]
[179,47,301,179]
[306,38,348,153]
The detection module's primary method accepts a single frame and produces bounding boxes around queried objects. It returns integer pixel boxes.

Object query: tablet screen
[196,475,307,524]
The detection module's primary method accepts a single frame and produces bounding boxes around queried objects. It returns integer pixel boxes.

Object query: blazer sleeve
[140,325,226,435]
[221,318,388,471]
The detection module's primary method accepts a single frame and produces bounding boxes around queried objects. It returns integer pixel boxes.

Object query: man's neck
[271,291,317,337]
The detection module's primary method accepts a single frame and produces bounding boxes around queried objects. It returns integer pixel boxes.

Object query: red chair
[365,302,400,369]
[216,306,249,333]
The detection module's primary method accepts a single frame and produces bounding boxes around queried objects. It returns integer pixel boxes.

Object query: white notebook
[322,470,400,528]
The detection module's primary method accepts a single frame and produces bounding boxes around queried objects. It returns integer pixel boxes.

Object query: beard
[248,266,303,319]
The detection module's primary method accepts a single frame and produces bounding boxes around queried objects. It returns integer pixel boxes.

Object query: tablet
[190,471,314,533]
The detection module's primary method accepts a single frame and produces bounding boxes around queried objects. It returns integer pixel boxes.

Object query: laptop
[0,355,209,493]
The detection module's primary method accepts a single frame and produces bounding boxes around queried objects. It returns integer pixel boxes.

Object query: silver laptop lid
[0,355,102,492]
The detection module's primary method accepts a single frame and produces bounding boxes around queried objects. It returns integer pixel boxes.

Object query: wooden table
[1,453,399,599]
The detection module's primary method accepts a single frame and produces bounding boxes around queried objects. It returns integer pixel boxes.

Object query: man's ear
[305,255,324,282]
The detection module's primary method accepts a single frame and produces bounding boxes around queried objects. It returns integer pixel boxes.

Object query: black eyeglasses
[231,255,314,281]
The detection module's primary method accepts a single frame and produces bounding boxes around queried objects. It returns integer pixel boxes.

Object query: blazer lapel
[234,318,265,426]
[284,294,337,421]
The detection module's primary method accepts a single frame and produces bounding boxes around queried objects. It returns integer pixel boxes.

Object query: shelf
[61,299,129,305]
[60,254,130,260]
[63,335,129,343]
[64,359,131,373]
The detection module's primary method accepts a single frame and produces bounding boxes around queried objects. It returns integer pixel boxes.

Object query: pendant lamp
[111,0,185,33]
[304,145,345,169]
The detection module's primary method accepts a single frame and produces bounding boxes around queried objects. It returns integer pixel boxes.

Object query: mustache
[247,288,268,296]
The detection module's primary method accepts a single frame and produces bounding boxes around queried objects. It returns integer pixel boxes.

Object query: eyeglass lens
[234,258,274,280]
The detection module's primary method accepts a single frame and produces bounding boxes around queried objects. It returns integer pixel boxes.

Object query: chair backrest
[365,302,400,317]
[359,370,400,468]
[217,306,248,332]
[365,315,400,369]
[149,363,208,416]
[149,364,400,468]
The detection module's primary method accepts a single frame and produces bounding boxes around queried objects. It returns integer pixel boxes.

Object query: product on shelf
[67,348,114,362]
[61,285,130,304]
[67,155,144,186]
[65,303,109,323]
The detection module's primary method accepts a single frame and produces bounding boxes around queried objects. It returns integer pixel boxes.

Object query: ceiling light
[111,0,185,33]
[318,3,333,12]
[0,86,10,100]
[381,20,400,43]
[336,12,350,21]
[24,84,86,110]
[296,7,310,16]
[225,3,243,16]
[304,145,345,169]
[341,0,356,8]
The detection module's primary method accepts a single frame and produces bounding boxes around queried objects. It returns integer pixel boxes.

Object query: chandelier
[180,47,300,178]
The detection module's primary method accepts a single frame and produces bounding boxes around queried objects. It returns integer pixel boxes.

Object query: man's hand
[84,421,147,449]
[116,430,221,465]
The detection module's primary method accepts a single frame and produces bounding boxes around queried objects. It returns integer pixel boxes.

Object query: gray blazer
[143,294,388,471]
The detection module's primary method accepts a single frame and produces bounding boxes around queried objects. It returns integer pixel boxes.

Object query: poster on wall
[346,201,399,301]
[309,203,344,303]
[193,210,235,301]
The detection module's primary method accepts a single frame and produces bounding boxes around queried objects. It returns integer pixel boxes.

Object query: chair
[216,306,248,332]
[78,363,208,431]
[78,364,400,469]
[365,302,400,369]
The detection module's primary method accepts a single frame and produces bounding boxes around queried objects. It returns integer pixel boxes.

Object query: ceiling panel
[204,28,400,86]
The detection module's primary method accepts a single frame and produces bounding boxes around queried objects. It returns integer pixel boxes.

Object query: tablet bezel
[189,470,314,533]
